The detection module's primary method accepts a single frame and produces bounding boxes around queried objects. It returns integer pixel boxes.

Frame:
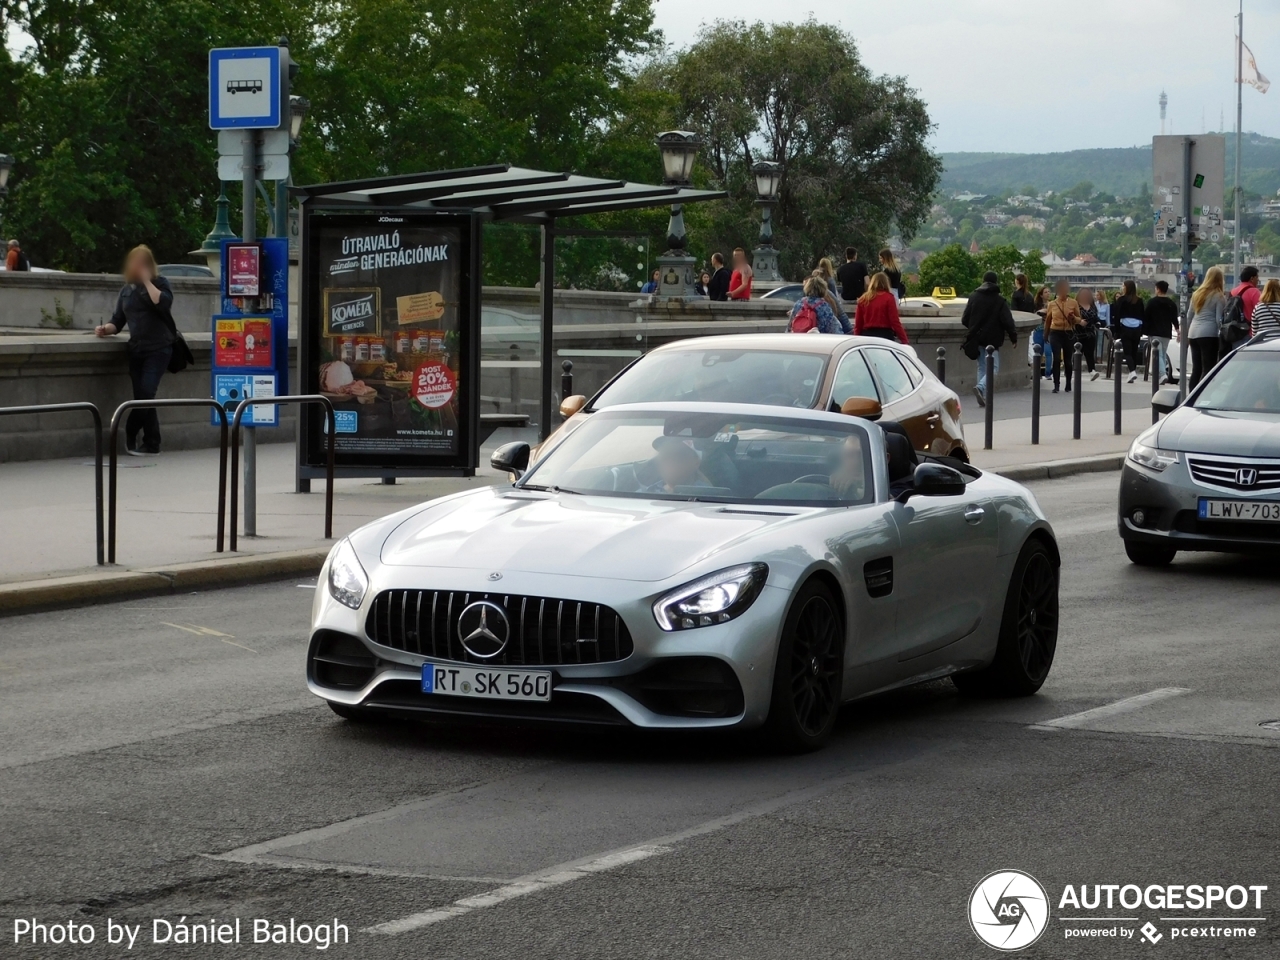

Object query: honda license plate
[421,661,551,701]
[1198,498,1280,522]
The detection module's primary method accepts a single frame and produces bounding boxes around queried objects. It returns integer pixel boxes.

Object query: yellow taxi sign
[932,286,958,300]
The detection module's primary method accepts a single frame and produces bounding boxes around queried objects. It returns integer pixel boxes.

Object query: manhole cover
[1258,720,1280,730]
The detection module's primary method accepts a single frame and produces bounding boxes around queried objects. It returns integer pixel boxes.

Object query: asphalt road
[3,472,1279,959]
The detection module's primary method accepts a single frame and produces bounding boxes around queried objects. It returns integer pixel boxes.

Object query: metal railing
[1,402,105,565]
[229,396,335,551]
[107,399,229,563]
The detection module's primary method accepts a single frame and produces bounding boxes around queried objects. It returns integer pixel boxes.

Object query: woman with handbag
[94,245,179,456]
[1075,287,1101,380]
[1112,280,1145,383]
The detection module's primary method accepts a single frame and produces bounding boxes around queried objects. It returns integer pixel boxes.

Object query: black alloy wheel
[953,538,1059,697]
[767,580,844,751]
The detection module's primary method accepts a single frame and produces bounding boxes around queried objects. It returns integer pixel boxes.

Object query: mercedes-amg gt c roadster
[308,402,1059,750]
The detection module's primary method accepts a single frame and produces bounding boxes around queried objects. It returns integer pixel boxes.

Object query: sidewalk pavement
[1,382,1157,610]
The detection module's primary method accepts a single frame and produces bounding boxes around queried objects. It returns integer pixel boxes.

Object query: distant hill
[941,135,1280,198]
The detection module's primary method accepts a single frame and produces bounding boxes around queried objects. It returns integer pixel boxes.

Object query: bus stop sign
[209,47,282,129]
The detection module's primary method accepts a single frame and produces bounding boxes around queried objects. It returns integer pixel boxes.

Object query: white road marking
[1030,688,1192,731]
[161,622,257,653]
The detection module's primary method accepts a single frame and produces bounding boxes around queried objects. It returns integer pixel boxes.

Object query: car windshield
[1195,352,1280,413]
[590,349,826,411]
[520,409,875,507]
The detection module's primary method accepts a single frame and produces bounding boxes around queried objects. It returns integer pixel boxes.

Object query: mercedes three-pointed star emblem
[457,600,511,659]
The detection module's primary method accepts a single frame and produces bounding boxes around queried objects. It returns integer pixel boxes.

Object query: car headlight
[327,538,369,609]
[1127,441,1179,472]
[653,563,768,631]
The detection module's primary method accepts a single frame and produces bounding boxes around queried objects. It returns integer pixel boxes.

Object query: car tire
[1124,540,1177,567]
[953,539,1058,698]
[327,701,377,723]
[765,579,844,752]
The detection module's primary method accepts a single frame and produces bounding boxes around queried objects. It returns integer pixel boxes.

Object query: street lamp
[654,131,701,298]
[751,159,784,283]
[288,95,310,146]
[189,182,237,278]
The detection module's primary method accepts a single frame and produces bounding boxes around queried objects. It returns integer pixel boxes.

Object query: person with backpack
[1223,265,1260,351]
[1186,266,1227,390]
[787,276,847,334]
[960,271,1018,407]
[854,272,910,342]
[1112,280,1145,383]
[5,238,29,271]
[94,245,177,455]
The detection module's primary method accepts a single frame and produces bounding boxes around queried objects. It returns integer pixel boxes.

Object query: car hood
[1158,407,1280,456]
[379,487,808,582]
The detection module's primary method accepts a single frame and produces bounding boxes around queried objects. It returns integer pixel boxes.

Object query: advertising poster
[226,243,262,297]
[213,317,273,368]
[304,212,472,467]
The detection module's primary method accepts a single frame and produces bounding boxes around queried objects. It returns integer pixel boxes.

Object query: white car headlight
[653,563,768,631]
[1127,441,1179,472]
[327,538,369,609]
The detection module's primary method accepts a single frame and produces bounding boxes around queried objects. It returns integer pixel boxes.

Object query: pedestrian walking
[786,277,846,334]
[1143,280,1179,383]
[1186,265,1227,390]
[1251,279,1280,337]
[878,249,904,300]
[836,247,868,302]
[960,271,1018,408]
[1112,280,1145,383]
[854,272,910,343]
[1032,285,1054,381]
[1226,264,1261,347]
[1075,287,1101,379]
[1011,273,1036,314]
[728,248,753,300]
[1042,279,1082,394]
[707,252,730,302]
[640,268,660,294]
[94,245,177,456]
[5,238,29,271]
[1095,288,1113,374]
[815,259,851,332]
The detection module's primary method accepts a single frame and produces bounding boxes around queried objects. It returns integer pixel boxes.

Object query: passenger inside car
[643,436,712,494]
[829,437,867,500]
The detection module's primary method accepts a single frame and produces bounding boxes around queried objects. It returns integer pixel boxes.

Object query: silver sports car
[308,403,1060,750]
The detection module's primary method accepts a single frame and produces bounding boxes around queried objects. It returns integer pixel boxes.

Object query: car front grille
[365,590,634,666]
[1186,455,1280,492]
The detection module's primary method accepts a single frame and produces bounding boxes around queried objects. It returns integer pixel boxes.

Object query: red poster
[413,361,456,409]
[226,244,261,297]
[243,318,272,366]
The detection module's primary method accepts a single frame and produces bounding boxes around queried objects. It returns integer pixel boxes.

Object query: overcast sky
[652,0,1280,154]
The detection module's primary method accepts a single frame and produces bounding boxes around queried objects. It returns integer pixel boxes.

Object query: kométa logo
[969,870,1050,951]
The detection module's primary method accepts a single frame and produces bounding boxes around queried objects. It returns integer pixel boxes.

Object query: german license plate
[421,661,551,701]
[1198,498,1280,522]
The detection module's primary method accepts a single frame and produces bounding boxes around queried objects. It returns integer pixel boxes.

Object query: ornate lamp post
[190,182,237,277]
[654,130,701,299]
[279,94,310,250]
[0,154,15,236]
[751,159,784,283]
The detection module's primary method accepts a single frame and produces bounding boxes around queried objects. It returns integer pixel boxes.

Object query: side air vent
[864,557,894,598]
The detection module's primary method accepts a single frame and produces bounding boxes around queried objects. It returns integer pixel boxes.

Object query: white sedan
[308,403,1060,750]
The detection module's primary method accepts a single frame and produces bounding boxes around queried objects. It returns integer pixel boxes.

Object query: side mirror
[1152,385,1181,415]
[898,462,966,502]
[490,441,530,478]
[559,395,587,418]
[840,397,883,421]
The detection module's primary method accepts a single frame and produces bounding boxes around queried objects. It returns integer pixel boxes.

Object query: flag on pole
[1238,36,1270,94]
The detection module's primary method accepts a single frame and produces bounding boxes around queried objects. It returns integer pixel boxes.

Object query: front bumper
[307,562,790,730]
[1118,460,1280,554]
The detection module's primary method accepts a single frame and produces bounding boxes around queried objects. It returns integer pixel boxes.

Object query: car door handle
[964,505,985,523]
[926,413,940,422]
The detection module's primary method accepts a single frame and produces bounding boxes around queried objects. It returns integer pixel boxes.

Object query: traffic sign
[209,47,282,129]
[217,152,289,181]
[217,129,290,157]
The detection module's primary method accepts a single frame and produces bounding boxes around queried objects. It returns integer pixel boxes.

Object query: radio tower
[1159,90,1167,135]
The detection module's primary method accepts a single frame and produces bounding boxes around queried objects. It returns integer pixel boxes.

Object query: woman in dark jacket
[1011,273,1036,314]
[94,245,176,455]
[878,249,904,299]
[1075,287,1101,379]
[1111,280,1145,382]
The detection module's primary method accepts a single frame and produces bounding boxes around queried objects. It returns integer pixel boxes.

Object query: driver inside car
[643,436,712,494]
[828,436,867,500]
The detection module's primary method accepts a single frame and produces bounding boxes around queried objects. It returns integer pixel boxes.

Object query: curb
[990,453,1125,483]
[0,548,329,617]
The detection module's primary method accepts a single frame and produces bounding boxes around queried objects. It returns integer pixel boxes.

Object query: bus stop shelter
[294,164,725,467]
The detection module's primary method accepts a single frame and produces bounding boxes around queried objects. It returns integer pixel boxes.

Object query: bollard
[561,359,574,412]
[1178,330,1189,403]
[1151,339,1162,424]
[1113,341,1123,435]
[1031,343,1042,445]
[1072,342,1083,440]
[936,346,946,385]
[983,346,994,450]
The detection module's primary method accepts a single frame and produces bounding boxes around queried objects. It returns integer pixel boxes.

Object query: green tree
[916,243,978,296]
[649,20,940,280]
[974,243,1045,297]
